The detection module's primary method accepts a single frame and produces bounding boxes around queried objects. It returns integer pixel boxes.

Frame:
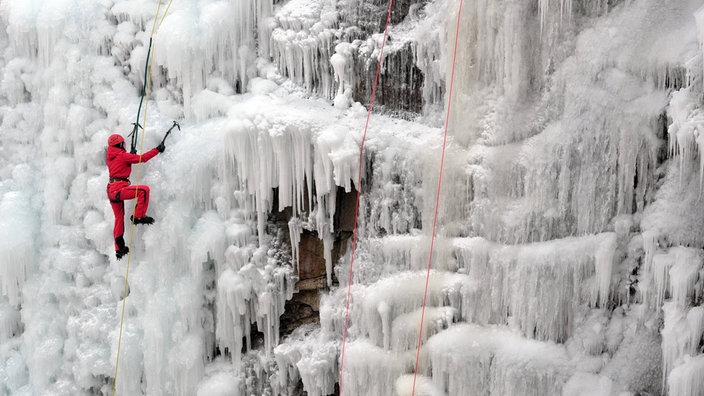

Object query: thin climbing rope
[338,0,394,394]
[112,1,173,394]
[411,1,464,394]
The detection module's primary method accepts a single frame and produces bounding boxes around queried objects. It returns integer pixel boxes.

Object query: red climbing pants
[107,183,150,250]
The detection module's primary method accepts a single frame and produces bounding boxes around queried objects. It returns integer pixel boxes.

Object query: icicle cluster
[425,324,571,395]
[270,0,339,98]
[3,0,704,395]
[454,234,616,342]
[0,192,37,307]
[113,0,273,116]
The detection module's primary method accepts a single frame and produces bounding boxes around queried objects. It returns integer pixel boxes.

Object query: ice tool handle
[127,122,143,154]
[159,121,180,146]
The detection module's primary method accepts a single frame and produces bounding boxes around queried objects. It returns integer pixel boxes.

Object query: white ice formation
[0,0,703,395]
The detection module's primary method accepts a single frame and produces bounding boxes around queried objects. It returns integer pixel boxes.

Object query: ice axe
[128,122,143,154]
[159,121,180,146]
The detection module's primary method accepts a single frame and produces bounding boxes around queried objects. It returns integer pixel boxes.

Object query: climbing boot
[116,245,129,260]
[115,236,129,260]
[131,215,154,225]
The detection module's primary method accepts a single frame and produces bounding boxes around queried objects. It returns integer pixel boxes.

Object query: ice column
[669,248,702,308]
[216,268,252,371]
[668,355,704,396]
[0,192,37,307]
[331,43,353,108]
[662,303,704,389]
[695,5,704,91]
[667,89,704,189]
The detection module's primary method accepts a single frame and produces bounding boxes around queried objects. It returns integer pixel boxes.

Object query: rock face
[280,187,356,336]
[298,231,328,281]
[352,42,425,115]
[270,0,433,114]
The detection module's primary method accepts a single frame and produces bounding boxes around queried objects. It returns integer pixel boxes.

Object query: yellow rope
[158,0,174,29]
[112,1,173,394]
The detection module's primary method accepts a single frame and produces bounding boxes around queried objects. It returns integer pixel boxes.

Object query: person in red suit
[106,133,165,259]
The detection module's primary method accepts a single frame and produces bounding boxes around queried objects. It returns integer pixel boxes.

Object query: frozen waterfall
[0,0,703,395]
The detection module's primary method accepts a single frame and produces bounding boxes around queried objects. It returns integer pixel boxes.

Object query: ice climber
[106,133,165,259]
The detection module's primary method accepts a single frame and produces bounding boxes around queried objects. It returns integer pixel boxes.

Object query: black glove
[130,147,137,154]
[156,142,165,153]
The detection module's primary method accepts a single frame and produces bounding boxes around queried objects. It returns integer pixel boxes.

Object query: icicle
[686,307,704,354]
[0,303,20,343]
[111,324,144,395]
[274,327,338,396]
[668,355,704,396]
[356,271,477,348]
[323,231,333,287]
[666,89,704,189]
[390,306,456,352]
[491,334,571,395]
[188,212,227,278]
[168,334,204,396]
[1,2,41,60]
[538,0,574,36]
[297,342,338,396]
[216,269,252,372]
[453,233,617,342]
[425,324,571,395]
[642,229,658,274]
[150,0,271,115]
[270,0,339,98]
[258,289,275,358]
[539,0,549,36]
[595,233,616,308]
[695,6,704,92]
[377,301,390,351]
[339,341,404,396]
[661,302,704,388]
[653,252,675,309]
[669,247,703,308]
[288,218,302,274]
[0,191,37,307]
[331,43,353,108]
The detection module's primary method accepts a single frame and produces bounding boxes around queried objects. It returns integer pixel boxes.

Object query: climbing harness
[410,1,464,395]
[338,0,394,393]
[112,1,174,395]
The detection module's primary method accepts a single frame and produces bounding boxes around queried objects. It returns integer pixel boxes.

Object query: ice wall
[0,0,297,394]
[2,0,704,395]
[113,0,273,116]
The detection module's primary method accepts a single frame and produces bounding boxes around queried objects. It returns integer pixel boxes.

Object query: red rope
[411,1,464,394]
[338,0,395,393]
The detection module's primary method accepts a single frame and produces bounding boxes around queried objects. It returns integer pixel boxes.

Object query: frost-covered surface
[1,0,704,395]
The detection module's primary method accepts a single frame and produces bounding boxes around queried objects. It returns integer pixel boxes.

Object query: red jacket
[107,146,159,179]
[106,146,159,198]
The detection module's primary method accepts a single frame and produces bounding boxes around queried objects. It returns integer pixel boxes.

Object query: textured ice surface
[1,0,704,395]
